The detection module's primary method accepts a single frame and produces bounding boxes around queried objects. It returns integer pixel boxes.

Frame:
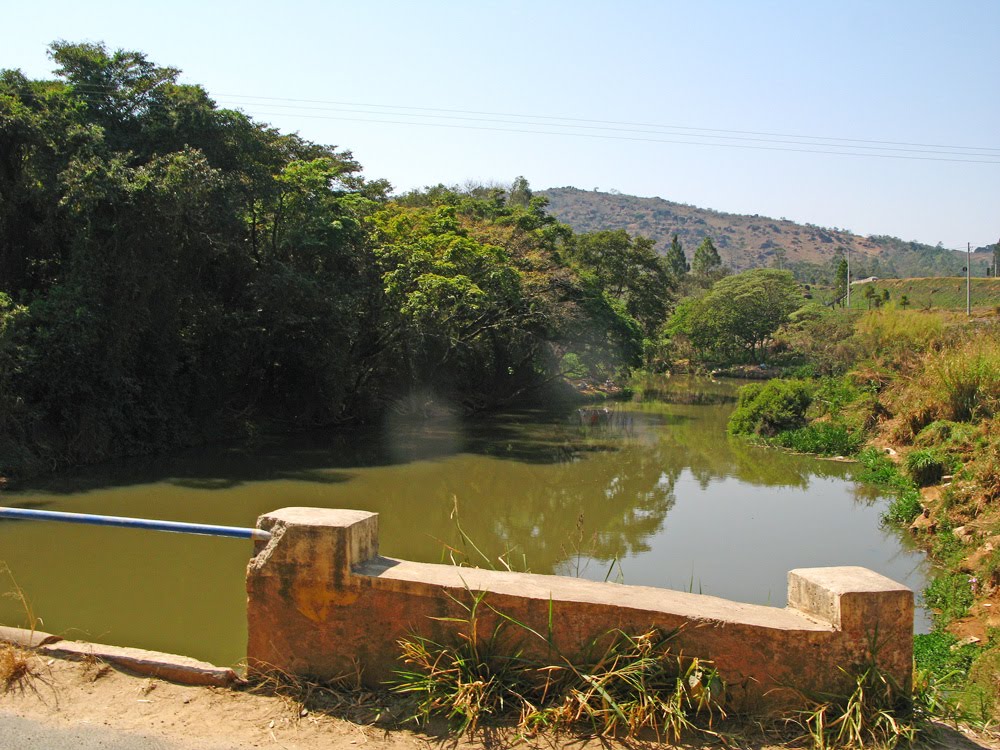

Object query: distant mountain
[539,187,986,280]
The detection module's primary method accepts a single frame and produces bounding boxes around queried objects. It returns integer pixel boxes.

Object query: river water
[0,377,930,667]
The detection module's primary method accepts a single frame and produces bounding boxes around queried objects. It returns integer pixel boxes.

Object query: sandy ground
[2,651,1000,750]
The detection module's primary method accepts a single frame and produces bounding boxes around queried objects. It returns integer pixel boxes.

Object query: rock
[951,635,981,650]
[953,526,976,544]
[910,510,936,535]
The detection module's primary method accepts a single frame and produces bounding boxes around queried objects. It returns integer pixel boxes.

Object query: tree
[667,269,803,363]
[834,258,848,305]
[664,234,688,278]
[690,236,722,275]
[863,284,877,310]
[567,230,672,339]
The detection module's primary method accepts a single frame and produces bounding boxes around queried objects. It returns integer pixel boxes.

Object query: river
[0,376,930,667]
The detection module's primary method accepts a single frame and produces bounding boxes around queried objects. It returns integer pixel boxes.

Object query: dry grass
[1,643,35,692]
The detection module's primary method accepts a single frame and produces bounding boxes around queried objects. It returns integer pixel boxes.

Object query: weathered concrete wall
[246,507,913,708]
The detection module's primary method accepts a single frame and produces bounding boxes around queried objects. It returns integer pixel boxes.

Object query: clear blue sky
[4,0,998,249]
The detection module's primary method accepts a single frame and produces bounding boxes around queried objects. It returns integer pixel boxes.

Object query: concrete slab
[39,640,239,687]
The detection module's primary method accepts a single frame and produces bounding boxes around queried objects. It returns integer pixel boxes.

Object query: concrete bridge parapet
[246,507,913,708]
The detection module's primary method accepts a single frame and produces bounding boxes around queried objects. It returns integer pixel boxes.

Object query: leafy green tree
[664,234,688,278]
[567,230,672,340]
[690,236,722,275]
[667,269,803,363]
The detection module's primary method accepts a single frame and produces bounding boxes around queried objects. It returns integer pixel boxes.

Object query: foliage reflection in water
[0,377,929,667]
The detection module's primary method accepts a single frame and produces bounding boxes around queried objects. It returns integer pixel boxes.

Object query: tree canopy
[0,43,665,476]
[666,269,804,363]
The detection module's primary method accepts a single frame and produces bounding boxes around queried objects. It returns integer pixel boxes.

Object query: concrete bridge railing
[246,507,913,708]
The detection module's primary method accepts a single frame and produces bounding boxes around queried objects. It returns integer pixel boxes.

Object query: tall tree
[834,258,848,305]
[691,236,722,275]
[664,234,688,278]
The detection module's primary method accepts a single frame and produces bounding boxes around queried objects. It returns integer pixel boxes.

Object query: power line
[60,83,1000,160]
[208,99,1000,159]
[227,109,1000,164]
[211,92,1000,154]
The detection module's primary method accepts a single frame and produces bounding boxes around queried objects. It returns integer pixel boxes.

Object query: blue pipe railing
[0,507,271,541]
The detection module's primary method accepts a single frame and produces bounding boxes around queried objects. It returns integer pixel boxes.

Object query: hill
[539,187,987,281]
[845,277,1000,311]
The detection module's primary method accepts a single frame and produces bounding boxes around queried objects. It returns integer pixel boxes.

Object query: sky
[3,0,998,250]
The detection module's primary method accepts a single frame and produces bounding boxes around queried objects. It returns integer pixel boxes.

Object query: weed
[391,590,724,741]
[913,631,977,678]
[393,590,536,735]
[923,573,975,626]
[932,339,1000,422]
[772,423,864,456]
[789,663,916,749]
[883,488,923,526]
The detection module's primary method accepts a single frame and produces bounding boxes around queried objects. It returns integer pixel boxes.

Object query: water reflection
[0,376,930,666]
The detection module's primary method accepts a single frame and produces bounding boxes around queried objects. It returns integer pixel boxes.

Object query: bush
[728,379,813,437]
[905,448,951,487]
[772,423,864,456]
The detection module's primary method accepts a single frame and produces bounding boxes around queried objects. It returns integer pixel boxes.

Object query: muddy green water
[0,377,930,667]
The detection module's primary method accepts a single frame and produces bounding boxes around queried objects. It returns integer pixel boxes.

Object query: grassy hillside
[540,187,987,280]
[846,277,1000,311]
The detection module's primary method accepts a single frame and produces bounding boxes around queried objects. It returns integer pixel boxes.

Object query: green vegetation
[771,423,864,456]
[723,304,1000,724]
[727,379,812,437]
[904,448,951,487]
[0,42,679,478]
[664,269,804,365]
[844,278,1000,312]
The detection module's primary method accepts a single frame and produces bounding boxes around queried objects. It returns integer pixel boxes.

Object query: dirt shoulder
[3,649,1000,750]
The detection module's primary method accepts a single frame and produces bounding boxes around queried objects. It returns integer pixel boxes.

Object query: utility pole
[967,242,971,316]
[846,245,851,308]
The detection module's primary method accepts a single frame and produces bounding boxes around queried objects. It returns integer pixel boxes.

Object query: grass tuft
[788,662,916,749]
[391,590,724,741]
[0,644,33,692]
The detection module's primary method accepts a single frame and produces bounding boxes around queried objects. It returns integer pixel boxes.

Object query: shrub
[904,448,951,487]
[727,379,813,437]
[913,420,975,449]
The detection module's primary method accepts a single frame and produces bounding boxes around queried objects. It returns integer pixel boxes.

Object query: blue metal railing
[0,507,271,541]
